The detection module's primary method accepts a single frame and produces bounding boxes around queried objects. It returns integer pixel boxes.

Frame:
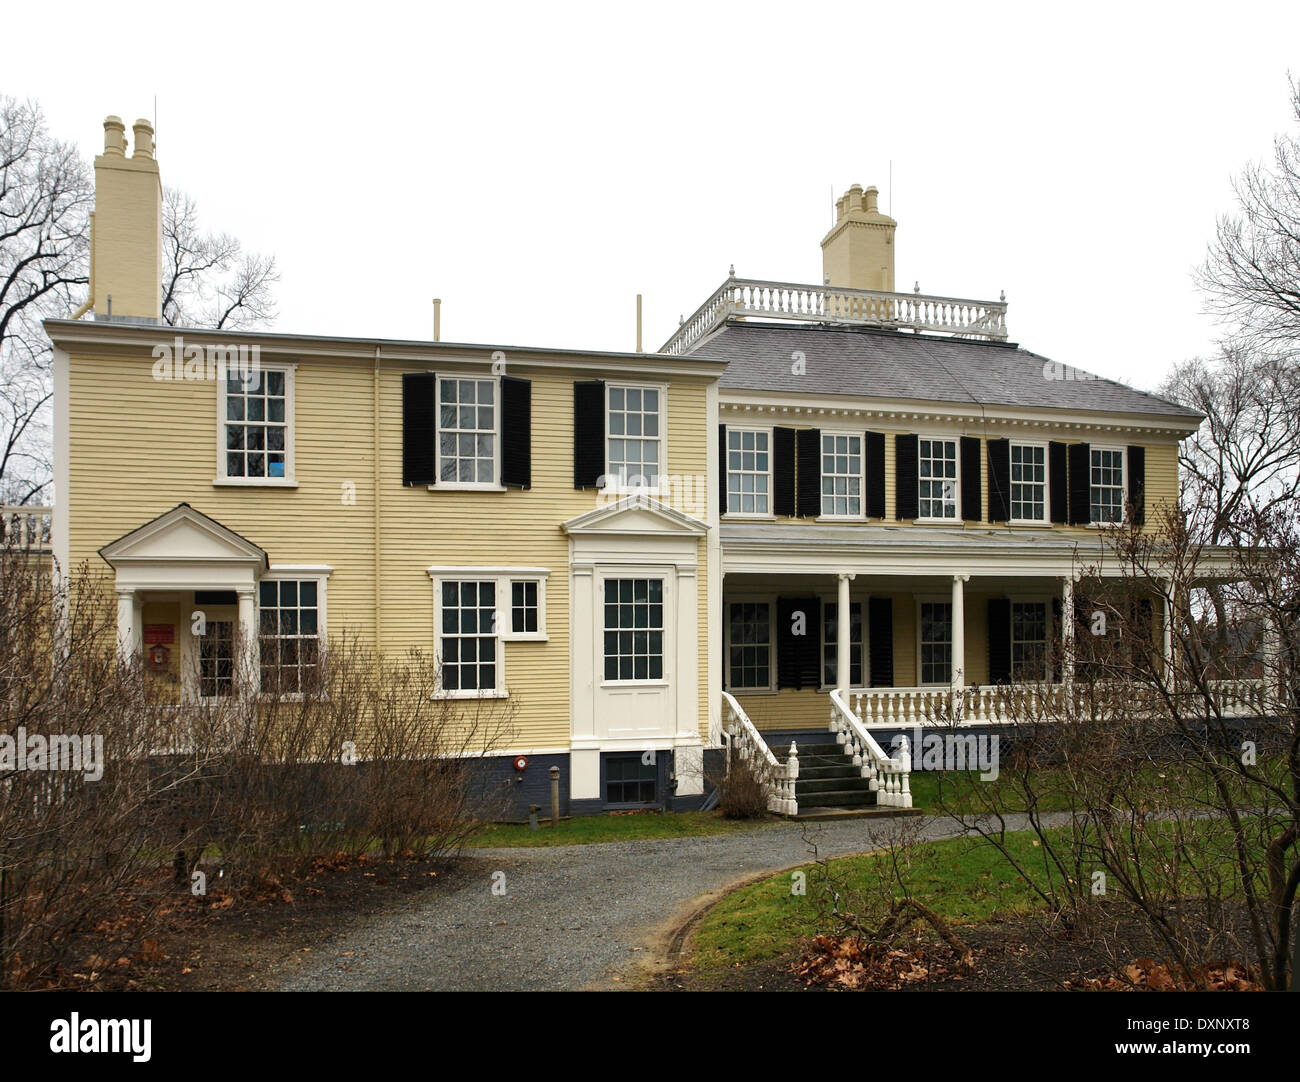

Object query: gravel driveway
[277,813,1061,992]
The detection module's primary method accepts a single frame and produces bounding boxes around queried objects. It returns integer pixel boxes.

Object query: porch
[715,524,1271,815]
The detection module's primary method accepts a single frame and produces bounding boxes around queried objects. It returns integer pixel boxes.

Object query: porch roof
[720,522,1242,580]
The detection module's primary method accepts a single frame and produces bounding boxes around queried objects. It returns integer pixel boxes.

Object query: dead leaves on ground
[1067,957,1261,991]
[796,935,970,990]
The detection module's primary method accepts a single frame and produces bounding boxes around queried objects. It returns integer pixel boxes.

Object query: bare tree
[0,98,279,504]
[1160,344,1300,548]
[160,188,278,331]
[1199,74,1300,347]
[0,98,92,505]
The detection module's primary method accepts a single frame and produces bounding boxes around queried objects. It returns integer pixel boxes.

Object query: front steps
[767,739,903,817]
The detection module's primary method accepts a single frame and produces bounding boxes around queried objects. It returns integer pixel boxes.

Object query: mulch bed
[27,852,478,992]
[651,910,1264,992]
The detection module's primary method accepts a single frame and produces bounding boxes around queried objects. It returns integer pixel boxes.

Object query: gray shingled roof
[691,321,1201,420]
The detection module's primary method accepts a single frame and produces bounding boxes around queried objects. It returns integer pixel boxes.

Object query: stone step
[797,776,874,795]
[797,789,878,808]
[795,764,863,780]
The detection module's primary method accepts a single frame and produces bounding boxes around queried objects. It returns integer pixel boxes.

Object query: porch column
[951,574,968,690]
[237,588,257,691]
[1161,586,1174,691]
[115,587,137,663]
[1061,576,1075,692]
[1263,611,1282,701]
[836,572,855,694]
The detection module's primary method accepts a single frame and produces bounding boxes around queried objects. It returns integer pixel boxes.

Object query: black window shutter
[573,380,605,489]
[1068,442,1091,525]
[773,427,796,517]
[895,434,919,520]
[988,598,1011,684]
[987,438,1011,522]
[1049,441,1069,523]
[868,596,894,688]
[500,376,531,489]
[718,425,728,516]
[796,428,821,518]
[402,372,438,486]
[865,431,886,518]
[960,436,982,522]
[1127,445,1146,526]
[776,597,820,689]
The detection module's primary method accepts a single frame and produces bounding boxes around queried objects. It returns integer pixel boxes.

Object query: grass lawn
[690,831,1054,971]
[689,815,1279,973]
[467,809,781,847]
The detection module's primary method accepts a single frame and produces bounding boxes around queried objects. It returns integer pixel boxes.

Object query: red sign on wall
[143,624,175,645]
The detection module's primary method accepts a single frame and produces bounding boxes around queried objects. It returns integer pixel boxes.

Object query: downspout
[373,347,383,653]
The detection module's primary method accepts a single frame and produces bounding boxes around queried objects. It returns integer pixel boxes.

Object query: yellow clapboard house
[39,117,1243,816]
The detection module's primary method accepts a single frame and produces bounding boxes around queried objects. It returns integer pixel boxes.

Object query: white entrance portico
[562,495,709,806]
[98,504,268,696]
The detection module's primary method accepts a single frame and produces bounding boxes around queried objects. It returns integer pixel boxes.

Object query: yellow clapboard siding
[67,351,714,751]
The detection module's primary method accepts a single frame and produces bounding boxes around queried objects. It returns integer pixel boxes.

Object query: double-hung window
[1090,447,1125,524]
[919,601,953,685]
[607,385,663,488]
[726,602,772,690]
[438,377,497,485]
[1011,601,1048,680]
[727,429,771,515]
[258,575,324,693]
[219,366,294,484]
[1010,444,1047,522]
[918,438,958,519]
[822,601,864,687]
[438,580,499,693]
[821,433,863,517]
[603,578,664,681]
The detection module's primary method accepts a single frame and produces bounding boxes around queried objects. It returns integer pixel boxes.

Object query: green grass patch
[691,831,1055,971]
[468,809,780,848]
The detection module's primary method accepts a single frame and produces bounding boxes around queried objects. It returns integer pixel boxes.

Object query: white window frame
[819,596,866,690]
[1009,596,1052,682]
[1089,445,1126,526]
[256,564,332,698]
[603,382,668,495]
[600,574,668,685]
[724,599,775,693]
[504,575,548,642]
[214,362,297,487]
[916,435,959,523]
[915,596,954,687]
[817,428,866,521]
[724,426,774,519]
[427,566,551,695]
[435,374,503,491]
[1009,440,1049,525]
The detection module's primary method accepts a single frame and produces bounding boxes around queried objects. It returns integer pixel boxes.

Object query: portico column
[836,572,855,695]
[1161,586,1174,691]
[115,587,137,664]
[1061,576,1075,692]
[951,574,968,691]
[237,588,257,692]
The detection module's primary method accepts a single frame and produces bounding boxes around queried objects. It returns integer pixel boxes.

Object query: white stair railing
[721,690,799,815]
[828,688,912,808]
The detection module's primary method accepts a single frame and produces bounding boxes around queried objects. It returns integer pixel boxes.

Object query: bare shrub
[708,745,773,820]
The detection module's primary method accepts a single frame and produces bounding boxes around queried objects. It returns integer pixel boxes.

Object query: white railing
[721,690,799,815]
[848,678,1273,727]
[828,687,912,808]
[1,505,53,550]
[661,276,1009,354]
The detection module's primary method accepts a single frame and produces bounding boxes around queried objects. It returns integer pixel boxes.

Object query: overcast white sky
[8,1,1300,392]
